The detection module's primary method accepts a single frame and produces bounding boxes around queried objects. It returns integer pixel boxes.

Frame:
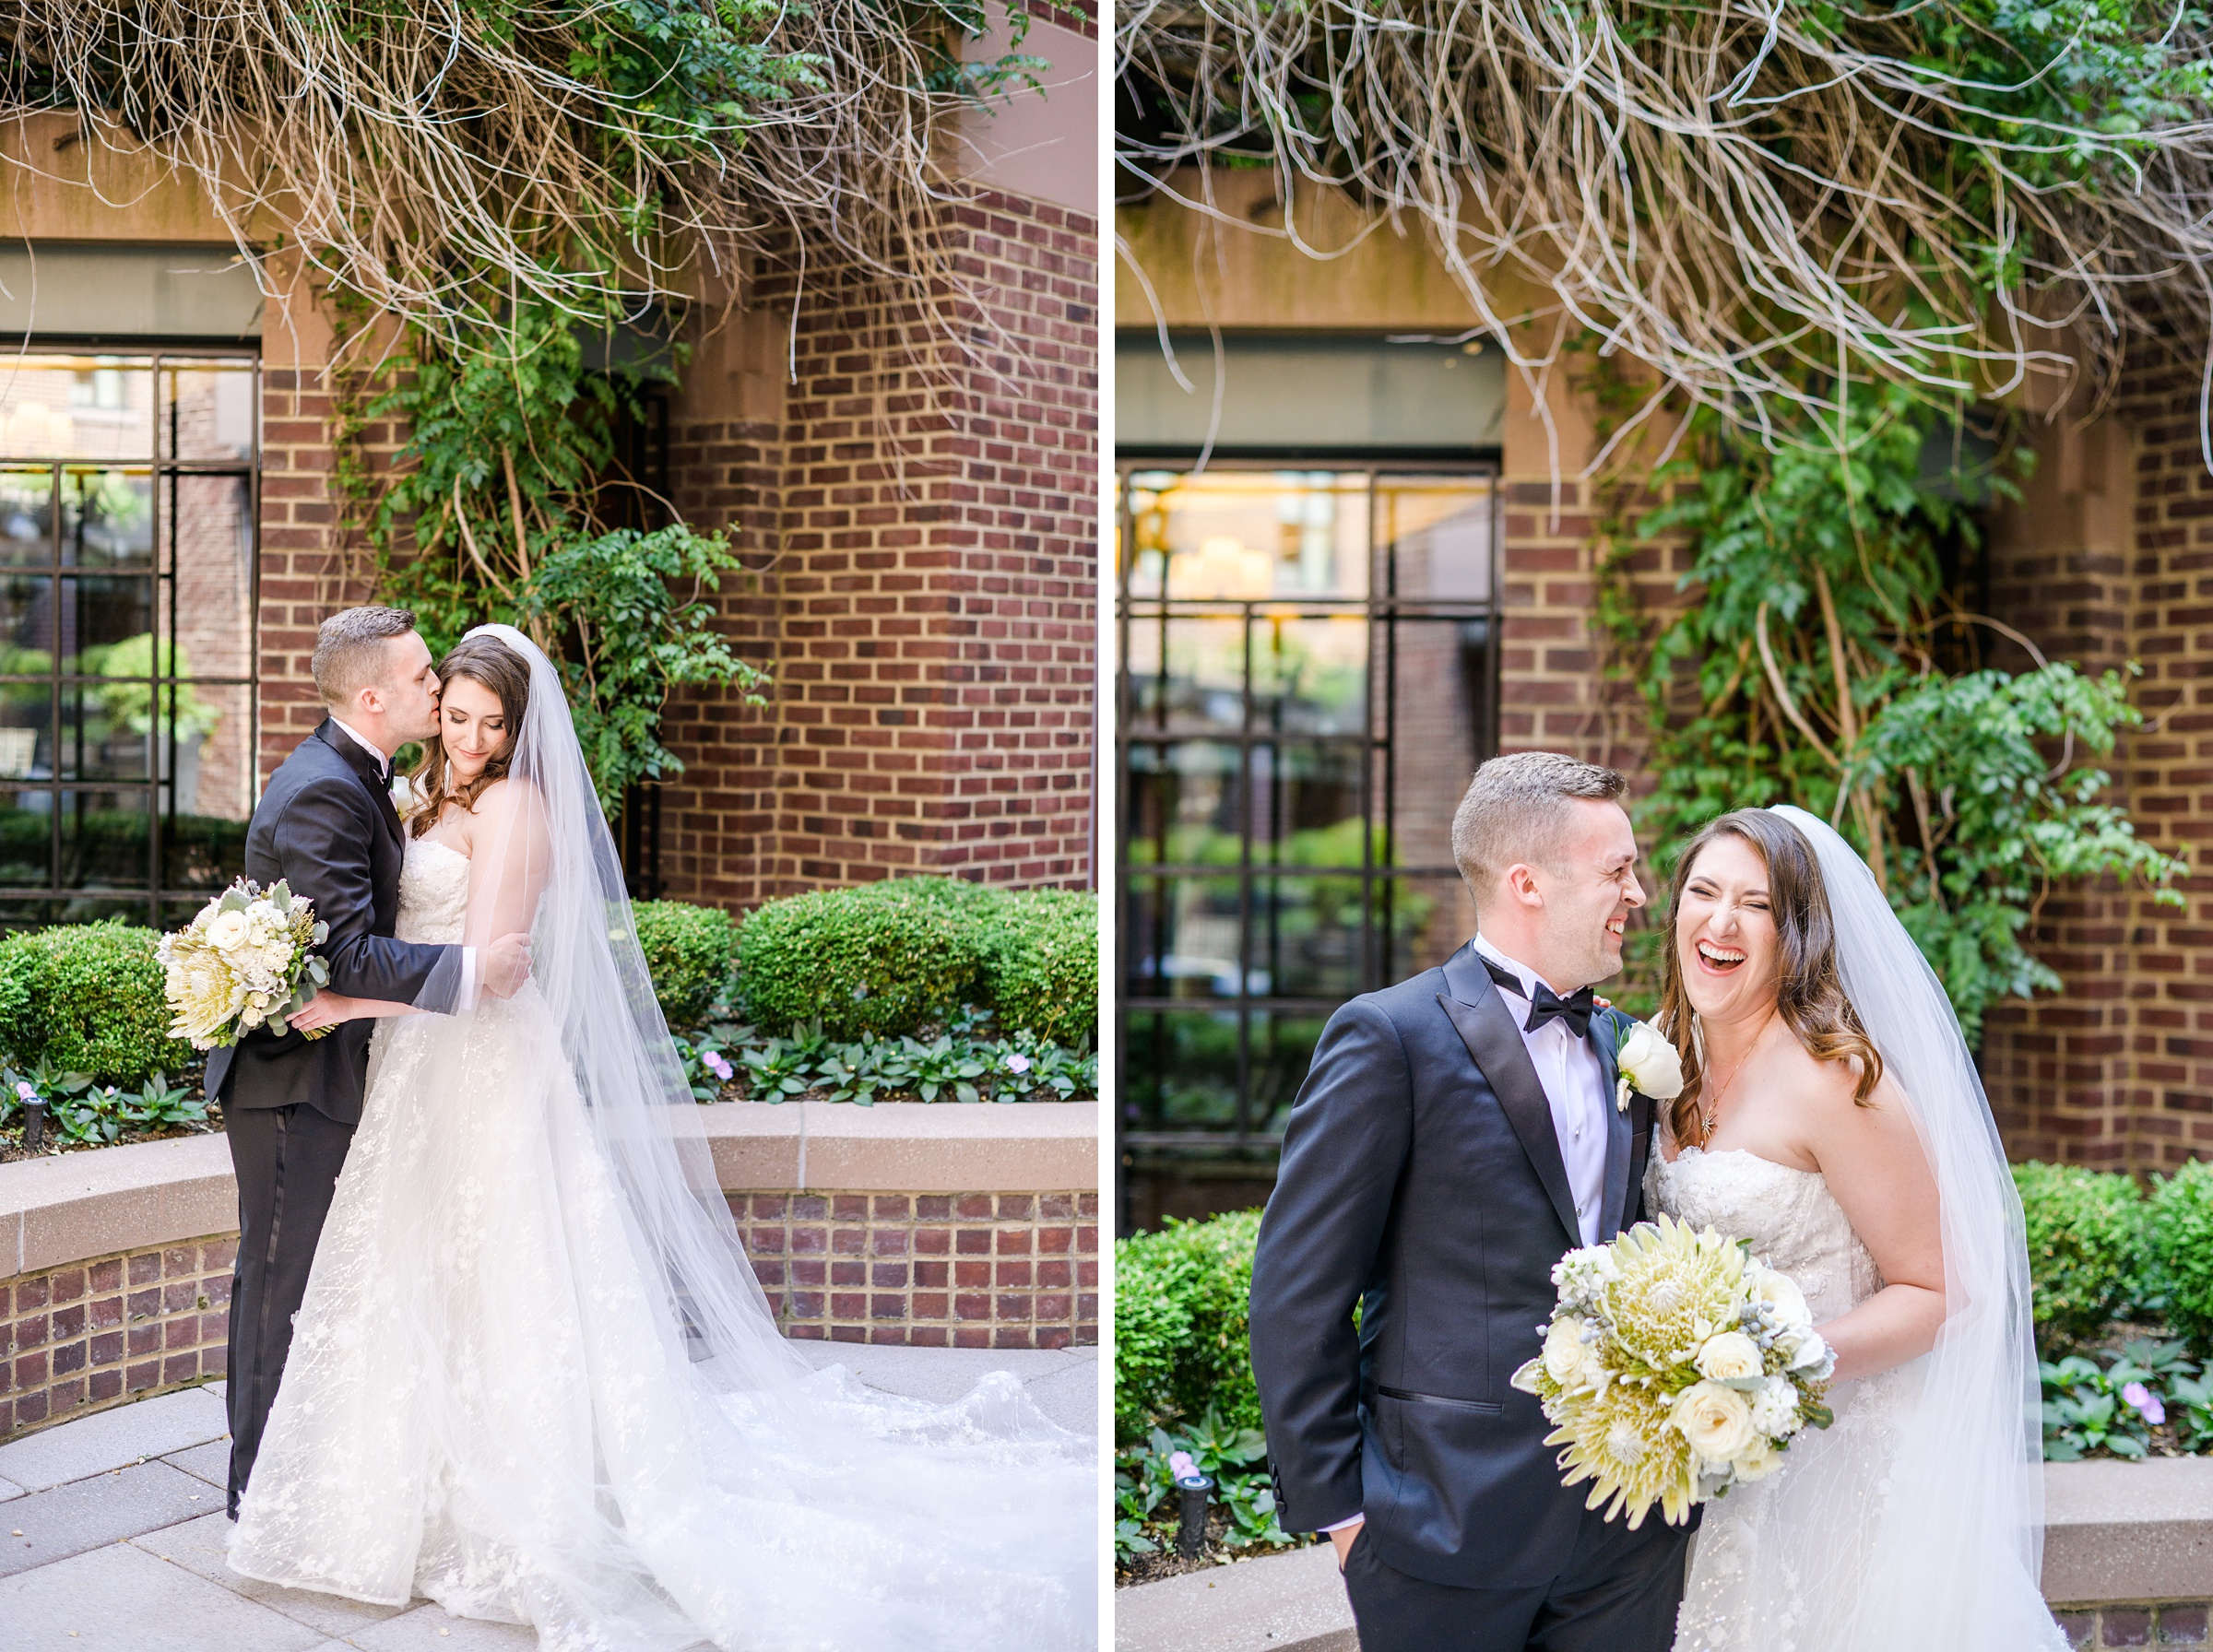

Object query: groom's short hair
[1453,751,1628,894]
[313,606,419,708]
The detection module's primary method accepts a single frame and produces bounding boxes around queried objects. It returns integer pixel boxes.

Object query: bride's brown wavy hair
[407,633,531,839]
[1655,808,1883,1146]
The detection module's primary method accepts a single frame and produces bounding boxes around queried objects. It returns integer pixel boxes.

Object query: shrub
[2150,1161,2213,1357]
[0,922,193,1085]
[631,900,739,1028]
[2014,1162,2145,1353]
[1116,1210,1264,1446]
[981,890,1098,1047]
[736,883,989,1038]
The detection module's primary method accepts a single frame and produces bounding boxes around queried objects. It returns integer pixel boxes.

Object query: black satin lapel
[1626,1090,1655,1228]
[1594,1011,1633,1239]
[1437,980,1581,1249]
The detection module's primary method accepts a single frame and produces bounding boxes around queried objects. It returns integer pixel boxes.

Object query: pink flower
[703,1051,734,1082]
[2123,1381,2167,1426]
[14,1081,33,1103]
[1169,1451,1200,1482]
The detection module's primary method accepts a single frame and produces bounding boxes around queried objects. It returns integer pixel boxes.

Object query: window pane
[0,575,56,664]
[60,576,157,669]
[1248,1012,1328,1136]
[59,679,151,781]
[160,360,257,462]
[0,468,53,568]
[58,789,150,889]
[1250,742,1366,865]
[61,469,154,570]
[164,473,254,677]
[1126,613,1245,734]
[0,358,154,462]
[1381,874,1478,985]
[1391,614,1492,870]
[165,681,251,840]
[1379,476,1496,601]
[1124,470,1369,600]
[1125,739,1241,867]
[1124,871,1245,999]
[1252,613,1367,737]
[0,792,50,885]
[1123,1008,1243,1130]
[1249,872,1374,999]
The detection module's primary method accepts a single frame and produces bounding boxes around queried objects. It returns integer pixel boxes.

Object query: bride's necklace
[1693,1013,1773,1148]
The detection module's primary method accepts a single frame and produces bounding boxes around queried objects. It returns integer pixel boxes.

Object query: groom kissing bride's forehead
[1249,751,1693,1652]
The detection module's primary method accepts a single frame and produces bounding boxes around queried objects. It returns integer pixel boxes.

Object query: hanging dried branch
[0,1,1044,356]
[1118,0,2213,457]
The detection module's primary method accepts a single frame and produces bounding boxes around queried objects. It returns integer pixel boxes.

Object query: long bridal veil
[1769,806,2063,1650]
[381,622,1095,1649]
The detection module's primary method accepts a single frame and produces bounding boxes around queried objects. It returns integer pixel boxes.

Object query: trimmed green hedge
[2014,1162,2146,1354]
[2150,1162,2213,1357]
[737,883,991,1039]
[632,900,739,1028]
[0,921,193,1085]
[1115,1210,1263,1446]
[736,878,1098,1044]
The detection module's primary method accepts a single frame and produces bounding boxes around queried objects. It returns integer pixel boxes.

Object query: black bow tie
[1481,957,1596,1039]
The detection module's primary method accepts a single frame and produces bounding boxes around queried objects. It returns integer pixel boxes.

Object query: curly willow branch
[1118,0,2213,460]
[1,2,1013,383]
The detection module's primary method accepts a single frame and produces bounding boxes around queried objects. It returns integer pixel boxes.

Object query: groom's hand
[1330,1518,1364,1571]
[482,932,533,999]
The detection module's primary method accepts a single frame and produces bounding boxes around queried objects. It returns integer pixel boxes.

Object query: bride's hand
[289,991,356,1032]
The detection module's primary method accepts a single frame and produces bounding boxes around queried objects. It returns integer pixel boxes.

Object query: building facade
[1115,166,2213,1226]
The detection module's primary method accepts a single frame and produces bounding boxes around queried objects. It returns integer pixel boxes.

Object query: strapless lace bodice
[395,838,470,946]
[1646,1147,1882,1323]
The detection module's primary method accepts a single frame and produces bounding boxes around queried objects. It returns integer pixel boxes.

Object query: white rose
[1694,1330,1764,1382]
[1616,1021,1686,1100]
[1730,1435,1785,1481]
[1543,1319,1595,1386]
[1754,1268,1814,1331]
[1672,1380,1757,1463]
[205,910,250,952]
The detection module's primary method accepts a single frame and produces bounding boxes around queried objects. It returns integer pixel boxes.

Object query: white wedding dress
[1648,1146,1924,1652]
[228,837,1095,1651]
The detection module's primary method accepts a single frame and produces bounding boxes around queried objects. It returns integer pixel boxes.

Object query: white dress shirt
[327,715,477,1007]
[1473,933,1610,1249]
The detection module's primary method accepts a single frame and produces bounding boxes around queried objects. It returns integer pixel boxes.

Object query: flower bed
[1114,1164,2213,1582]
[0,879,1100,1160]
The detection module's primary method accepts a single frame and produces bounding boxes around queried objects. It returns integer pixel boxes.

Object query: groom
[1249,751,1692,1651]
[207,607,533,1518]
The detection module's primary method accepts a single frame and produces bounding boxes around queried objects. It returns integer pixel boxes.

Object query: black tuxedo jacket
[1249,942,1669,1589]
[204,720,461,1123]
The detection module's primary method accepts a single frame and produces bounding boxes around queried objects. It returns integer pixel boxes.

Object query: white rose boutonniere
[1612,1017,1686,1112]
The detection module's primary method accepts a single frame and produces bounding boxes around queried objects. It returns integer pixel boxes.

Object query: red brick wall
[1980,353,2213,1171]
[661,187,1100,909]
[0,1234,232,1439]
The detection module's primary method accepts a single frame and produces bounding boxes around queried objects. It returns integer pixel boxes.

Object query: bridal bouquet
[160,878,333,1049]
[1510,1214,1836,1529]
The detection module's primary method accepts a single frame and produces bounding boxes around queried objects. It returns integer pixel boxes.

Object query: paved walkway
[0,1345,1098,1650]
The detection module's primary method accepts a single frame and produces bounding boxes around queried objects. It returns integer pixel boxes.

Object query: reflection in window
[0,351,257,922]
[1118,465,1499,1210]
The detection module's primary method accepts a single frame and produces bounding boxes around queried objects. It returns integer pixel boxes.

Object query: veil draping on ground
[374,622,1094,1650]
[1768,805,2059,1650]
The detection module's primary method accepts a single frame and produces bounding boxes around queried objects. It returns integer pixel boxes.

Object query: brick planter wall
[2053,1600,2209,1648]
[0,1182,1095,1443]
[730,1190,1099,1349]
[0,1234,233,1440]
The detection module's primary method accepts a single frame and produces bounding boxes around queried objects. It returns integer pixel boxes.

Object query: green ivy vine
[1596,381,2186,1043]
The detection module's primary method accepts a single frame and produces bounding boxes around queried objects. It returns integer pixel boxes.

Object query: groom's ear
[1499,862,1546,908]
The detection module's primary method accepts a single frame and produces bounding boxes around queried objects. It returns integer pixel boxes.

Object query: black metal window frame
[1116,455,1503,1155]
[0,343,260,925]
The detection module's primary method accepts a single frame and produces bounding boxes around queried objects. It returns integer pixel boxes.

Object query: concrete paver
[2,1344,1097,1646]
[159,1441,229,1491]
[0,1540,337,1651]
[137,1511,408,1640]
[0,1460,216,1580]
[0,1387,227,1493]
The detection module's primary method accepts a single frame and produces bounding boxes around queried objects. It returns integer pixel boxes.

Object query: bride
[1647,806,2064,1652]
[225,624,1095,1651]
